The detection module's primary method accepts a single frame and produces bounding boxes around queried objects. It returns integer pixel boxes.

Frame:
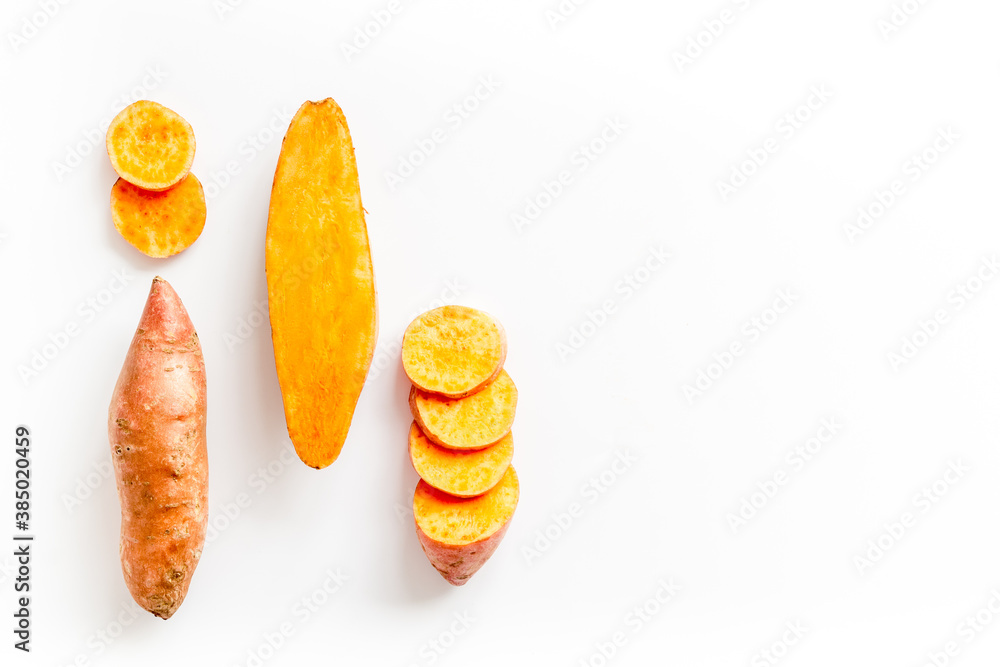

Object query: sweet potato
[108,277,208,619]
[409,369,517,450]
[414,466,519,585]
[265,98,378,469]
[408,422,513,497]
[402,306,506,398]
[110,174,206,258]
[106,100,196,191]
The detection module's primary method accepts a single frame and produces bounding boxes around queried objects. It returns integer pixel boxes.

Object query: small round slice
[107,100,196,191]
[409,422,513,497]
[402,306,506,398]
[111,174,207,258]
[409,370,517,449]
[414,465,519,585]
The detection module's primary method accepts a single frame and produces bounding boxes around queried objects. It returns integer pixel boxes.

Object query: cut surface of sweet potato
[408,422,513,497]
[409,369,517,449]
[106,100,196,191]
[266,98,378,469]
[414,465,518,585]
[402,306,506,398]
[110,174,206,258]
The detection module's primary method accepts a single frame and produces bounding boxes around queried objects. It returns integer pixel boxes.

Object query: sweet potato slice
[414,465,519,585]
[266,98,378,469]
[408,422,513,497]
[110,174,206,258]
[106,100,196,191]
[409,369,517,450]
[108,277,208,619]
[402,306,506,398]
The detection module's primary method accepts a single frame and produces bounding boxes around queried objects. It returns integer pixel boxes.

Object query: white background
[3,0,1000,665]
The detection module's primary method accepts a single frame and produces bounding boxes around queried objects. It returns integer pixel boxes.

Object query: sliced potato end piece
[413,466,519,585]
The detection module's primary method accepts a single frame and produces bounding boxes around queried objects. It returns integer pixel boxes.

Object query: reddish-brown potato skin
[108,277,207,619]
[415,520,512,586]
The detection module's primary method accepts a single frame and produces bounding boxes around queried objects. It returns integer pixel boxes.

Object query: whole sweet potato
[108,277,208,619]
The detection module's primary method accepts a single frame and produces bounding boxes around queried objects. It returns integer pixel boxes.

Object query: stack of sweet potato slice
[402,306,519,585]
[106,101,206,258]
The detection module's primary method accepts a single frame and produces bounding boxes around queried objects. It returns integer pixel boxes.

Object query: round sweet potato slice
[409,370,517,449]
[408,422,513,497]
[414,466,519,585]
[402,306,506,398]
[111,174,206,258]
[107,100,196,191]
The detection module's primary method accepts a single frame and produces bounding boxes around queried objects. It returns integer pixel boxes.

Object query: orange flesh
[106,100,196,191]
[410,369,517,449]
[110,174,206,258]
[409,422,513,497]
[414,466,519,546]
[402,306,506,398]
[266,99,378,469]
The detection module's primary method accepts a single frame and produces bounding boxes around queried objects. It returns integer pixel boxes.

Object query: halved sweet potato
[266,99,378,469]
[110,174,206,258]
[414,465,518,585]
[408,422,513,497]
[106,100,196,191]
[409,369,517,450]
[402,306,506,398]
